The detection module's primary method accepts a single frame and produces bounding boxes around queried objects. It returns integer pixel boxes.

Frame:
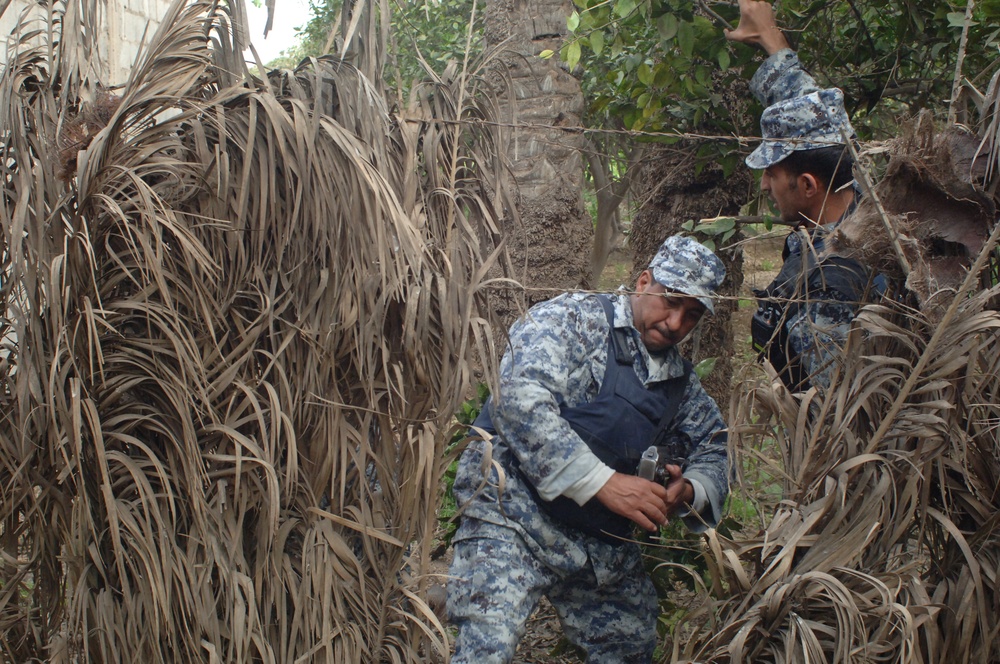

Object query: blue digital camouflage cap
[649,235,725,314]
[746,88,855,170]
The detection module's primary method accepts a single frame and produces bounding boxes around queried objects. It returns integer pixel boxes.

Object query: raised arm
[724,0,826,107]
[724,0,789,55]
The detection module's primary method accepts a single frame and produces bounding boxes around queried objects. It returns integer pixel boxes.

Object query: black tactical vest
[473,295,691,543]
[751,226,871,390]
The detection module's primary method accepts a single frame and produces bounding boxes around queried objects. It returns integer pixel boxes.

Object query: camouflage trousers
[447,526,658,663]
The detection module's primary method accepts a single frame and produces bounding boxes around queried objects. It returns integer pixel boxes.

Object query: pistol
[637,445,685,485]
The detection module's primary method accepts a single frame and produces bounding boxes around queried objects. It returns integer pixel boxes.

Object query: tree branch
[586,142,644,284]
[949,0,976,124]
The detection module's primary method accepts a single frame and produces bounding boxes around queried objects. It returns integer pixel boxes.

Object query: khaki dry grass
[0,1,511,661]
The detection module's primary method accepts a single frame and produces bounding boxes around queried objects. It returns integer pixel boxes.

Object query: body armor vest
[751,228,871,390]
[474,295,691,543]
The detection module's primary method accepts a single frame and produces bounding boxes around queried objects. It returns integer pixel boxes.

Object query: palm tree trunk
[485,0,593,310]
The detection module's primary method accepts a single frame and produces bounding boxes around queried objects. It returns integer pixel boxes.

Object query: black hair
[778,145,855,191]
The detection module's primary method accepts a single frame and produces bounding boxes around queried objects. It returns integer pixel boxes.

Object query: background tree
[297,0,596,318]
[482,0,595,304]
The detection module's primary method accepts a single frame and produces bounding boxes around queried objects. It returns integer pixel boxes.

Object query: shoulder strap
[595,294,632,365]
[650,359,693,445]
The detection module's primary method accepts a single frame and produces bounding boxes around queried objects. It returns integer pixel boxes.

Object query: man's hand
[594,471,694,532]
[724,0,789,55]
[661,464,695,513]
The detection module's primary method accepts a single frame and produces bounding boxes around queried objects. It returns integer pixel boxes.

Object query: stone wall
[0,0,176,84]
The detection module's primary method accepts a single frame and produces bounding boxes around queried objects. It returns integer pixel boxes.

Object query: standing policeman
[726,0,875,391]
[446,236,730,663]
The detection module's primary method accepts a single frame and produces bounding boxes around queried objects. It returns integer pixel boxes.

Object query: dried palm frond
[972,68,1000,193]
[677,121,1000,663]
[0,0,510,662]
[684,287,1000,663]
[837,112,997,319]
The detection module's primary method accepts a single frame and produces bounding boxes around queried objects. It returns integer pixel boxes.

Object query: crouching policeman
[447,236,730,663]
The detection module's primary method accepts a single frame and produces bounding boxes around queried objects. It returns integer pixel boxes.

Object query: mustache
[655,325,681,345]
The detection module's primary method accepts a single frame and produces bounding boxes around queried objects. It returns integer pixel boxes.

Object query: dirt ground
[434,229,787,663]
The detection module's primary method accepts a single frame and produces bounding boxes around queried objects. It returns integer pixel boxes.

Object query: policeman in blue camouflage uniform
[446,236,730,663]
[726,0,875,391]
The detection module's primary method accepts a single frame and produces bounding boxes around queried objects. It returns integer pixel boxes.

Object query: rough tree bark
[485,0,592,313]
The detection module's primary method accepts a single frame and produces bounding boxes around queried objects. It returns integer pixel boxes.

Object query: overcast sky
[243,0,313,63]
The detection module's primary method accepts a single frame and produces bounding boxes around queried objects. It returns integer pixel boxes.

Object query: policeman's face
[761,163,810,225]
[630,270,707,353]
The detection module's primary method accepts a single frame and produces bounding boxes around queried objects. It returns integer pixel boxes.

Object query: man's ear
[799,172,822,198]
[635,269,654,291]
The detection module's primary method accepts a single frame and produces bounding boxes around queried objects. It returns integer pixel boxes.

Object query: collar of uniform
[610,290,689,383]
[790,185,859,246]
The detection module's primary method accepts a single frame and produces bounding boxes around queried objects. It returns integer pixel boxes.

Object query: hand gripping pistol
[637,444,685,486]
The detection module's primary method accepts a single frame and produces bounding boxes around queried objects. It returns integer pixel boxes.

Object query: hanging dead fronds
[836,113,996,320]
[0,0,510,662]
[679,119,1000,663]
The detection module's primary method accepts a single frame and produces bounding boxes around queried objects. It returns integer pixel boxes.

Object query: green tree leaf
[694,357,717,379]
[677,20,695,58]
[947,11,976,27]
[565,40,582,70]
[615,0,637,19]
[590,30,605,55]
[637,63,653,85]
[657,13,678,41]
[717,48,731,71]
[567,10,581,32]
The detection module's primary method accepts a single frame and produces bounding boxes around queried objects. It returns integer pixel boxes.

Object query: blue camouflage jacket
[752,50,870,390]
[452,291,729,576]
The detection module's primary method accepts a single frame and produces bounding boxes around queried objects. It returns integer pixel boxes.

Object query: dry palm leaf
[0,0,510,662]
[679,120,1000,663]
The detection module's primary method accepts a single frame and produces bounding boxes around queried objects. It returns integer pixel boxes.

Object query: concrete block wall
[109,0,177,82]
[1,0,179,85]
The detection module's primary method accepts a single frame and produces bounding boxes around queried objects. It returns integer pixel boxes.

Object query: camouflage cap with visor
[746,88,855,170]
[648,235,725,314]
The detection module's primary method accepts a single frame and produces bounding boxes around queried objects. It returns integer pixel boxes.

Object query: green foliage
[455,381,490,431]
[437,382,491,548]
[784,0,1000,128]
[566,0,758,173]
[584,9,732,134]
[561,0,1000,175]
[693,356,716,379]
[300,0,484,88]
[681,217,738,253]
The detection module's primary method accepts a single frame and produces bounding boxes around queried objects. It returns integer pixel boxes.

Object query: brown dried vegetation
[673,115,1000,662]
[0,1,509,662]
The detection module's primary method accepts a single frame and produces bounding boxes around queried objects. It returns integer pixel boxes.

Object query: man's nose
[664,308,683,331]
